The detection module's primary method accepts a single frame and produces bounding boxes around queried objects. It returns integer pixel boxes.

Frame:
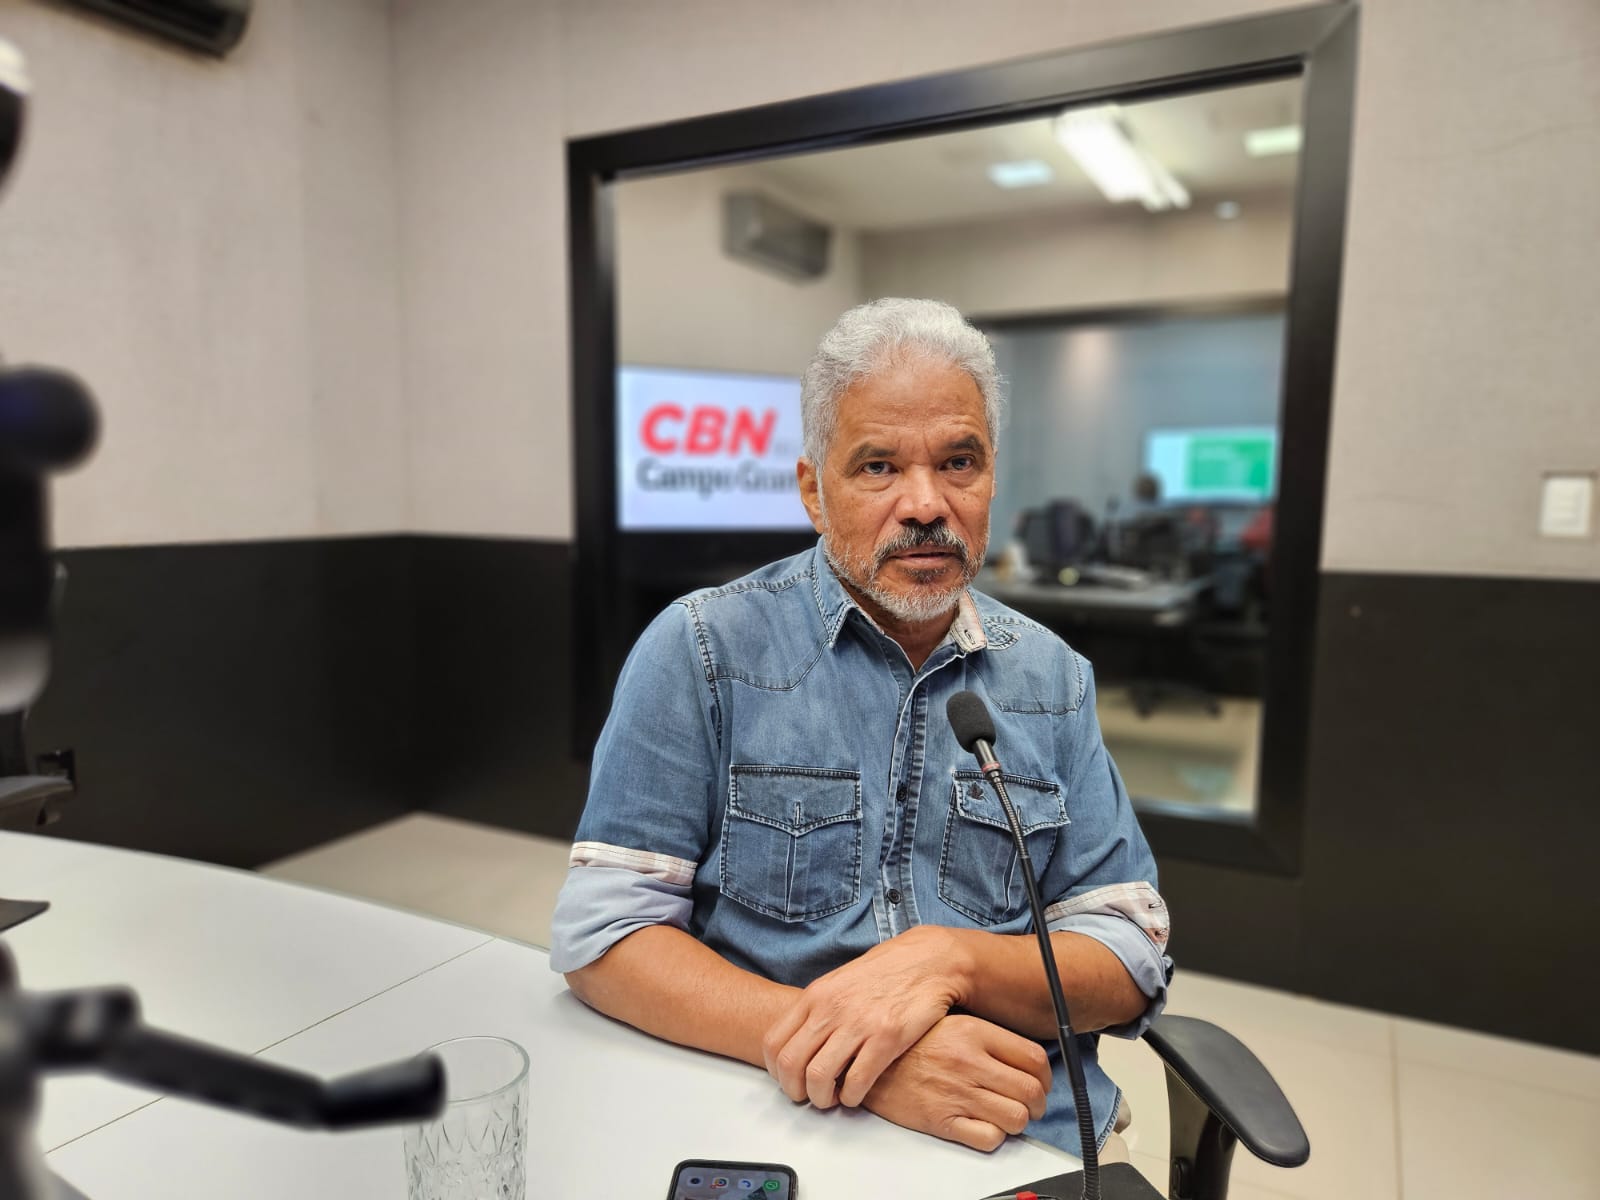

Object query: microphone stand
[1,40,87,938]
[948,692,1159,1200]
[972,736,1101,1200]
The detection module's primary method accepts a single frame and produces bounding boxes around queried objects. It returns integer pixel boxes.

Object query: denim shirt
[551,541,1172,1153]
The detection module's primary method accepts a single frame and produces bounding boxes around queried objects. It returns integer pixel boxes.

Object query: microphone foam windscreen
[0,366,99,474]
[946,690,996,753]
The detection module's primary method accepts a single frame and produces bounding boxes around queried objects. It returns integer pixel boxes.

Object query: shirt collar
[948,591,988,653]
[809,539,989,655]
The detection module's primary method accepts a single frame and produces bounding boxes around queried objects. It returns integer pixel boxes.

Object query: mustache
[874,521,969,569]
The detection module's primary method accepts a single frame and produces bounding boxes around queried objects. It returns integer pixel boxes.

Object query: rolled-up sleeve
[1046,891,1171,1039]
[548,863,692,973]
[548,603,719,974]
[1038,657,1174,1039]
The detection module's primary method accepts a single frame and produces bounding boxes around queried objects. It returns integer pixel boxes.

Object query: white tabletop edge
[38,936,504,1155]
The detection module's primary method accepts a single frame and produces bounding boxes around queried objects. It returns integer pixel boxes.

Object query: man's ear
[797,457,825,534]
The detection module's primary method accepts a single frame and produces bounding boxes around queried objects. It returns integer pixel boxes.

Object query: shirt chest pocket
[939,770,1068,925]
[722,765,863,923]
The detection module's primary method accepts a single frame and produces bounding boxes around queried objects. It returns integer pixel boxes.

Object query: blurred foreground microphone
[0,365,99,713]
[1,38,25,194]
[0,42,99,717]
[947,691,1159,1200]
[0,367,98,476]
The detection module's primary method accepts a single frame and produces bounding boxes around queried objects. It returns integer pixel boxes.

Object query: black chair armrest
[1142,1014,1308,1198]
[1143,1015,1308,1166]
[0,774,72,831]
[984,1016,1306,1200]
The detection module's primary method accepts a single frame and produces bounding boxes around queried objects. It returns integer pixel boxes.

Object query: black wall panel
[1146,571,1600,1053]
[1297,572,1600,1053]
[18,539,1599,1052]
[1155,859,1304,993]
[410,537,590,836]
[27,539,418,868]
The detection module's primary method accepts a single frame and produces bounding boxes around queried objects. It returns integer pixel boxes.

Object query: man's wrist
[923,924,981,1010]
[925,926,1049,1025]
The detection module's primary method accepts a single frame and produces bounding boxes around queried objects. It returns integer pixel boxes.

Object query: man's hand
[762,925,974,1109]
[862,1014,1052,1152]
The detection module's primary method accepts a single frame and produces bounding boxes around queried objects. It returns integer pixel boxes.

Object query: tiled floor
[265,812,573,949]
[264,814,1600,1199]
[1098,688,1261,816]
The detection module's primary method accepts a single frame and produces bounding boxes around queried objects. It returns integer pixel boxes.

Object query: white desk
[0,832,490,1152]
[4,835,1075,1199]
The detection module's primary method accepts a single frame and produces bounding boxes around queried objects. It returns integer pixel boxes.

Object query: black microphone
[0,365,99,714]
[948,691,1162,1200]
[0,366,99,476]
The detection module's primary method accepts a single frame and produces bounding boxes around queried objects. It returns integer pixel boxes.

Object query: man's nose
[894,466,951,525]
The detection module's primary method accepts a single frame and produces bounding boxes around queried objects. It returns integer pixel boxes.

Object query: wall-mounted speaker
[62,0,251,58]
[721,191,832,282]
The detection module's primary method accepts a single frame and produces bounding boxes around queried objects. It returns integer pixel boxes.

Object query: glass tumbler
[403,1036,528,1200]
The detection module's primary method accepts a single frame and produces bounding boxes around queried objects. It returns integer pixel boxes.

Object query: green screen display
[1146,426,1277,501]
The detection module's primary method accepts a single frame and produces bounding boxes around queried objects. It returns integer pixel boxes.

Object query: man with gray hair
[551,298,1171,1158]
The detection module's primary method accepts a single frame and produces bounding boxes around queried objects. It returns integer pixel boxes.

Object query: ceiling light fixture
[1054,105,1189,212]
[986,159,1056,189]
[1245,125,1303,157]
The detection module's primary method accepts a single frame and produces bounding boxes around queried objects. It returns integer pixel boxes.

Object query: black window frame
[567,2,1360,875]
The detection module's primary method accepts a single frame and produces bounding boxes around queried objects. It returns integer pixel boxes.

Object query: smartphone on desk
[666,1159,797,1200]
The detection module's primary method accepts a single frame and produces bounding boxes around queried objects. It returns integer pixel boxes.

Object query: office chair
[998,1014,1309,1200]
[1101,508,1224,718]
[1143,1014,1309,1198]
[1115,510,1211,582]
[0,702,75,933]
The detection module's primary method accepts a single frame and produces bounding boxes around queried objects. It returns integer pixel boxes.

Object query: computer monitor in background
[616,365,811,531]
[1020,500,1098,572]
[1143,426,1278,504]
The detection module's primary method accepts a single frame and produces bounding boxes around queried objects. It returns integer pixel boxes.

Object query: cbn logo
[640,405,778,456]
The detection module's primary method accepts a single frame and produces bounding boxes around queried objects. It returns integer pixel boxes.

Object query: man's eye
[947,455,975,471]
[861,461,892,476]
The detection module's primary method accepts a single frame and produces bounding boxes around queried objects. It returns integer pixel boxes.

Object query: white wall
[295,0,408,537]
[394,0,1600,580]
[861,197,1292,317]
[7,0,1596,579]
[390,0,567,540]
[1319,0,1600,579]
[393,0,1292,542]
[0,0,407,547]
[614,169,1287,377]
[615,166,864,378]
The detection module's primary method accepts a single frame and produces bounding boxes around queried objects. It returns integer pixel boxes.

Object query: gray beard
[820,523,980,625]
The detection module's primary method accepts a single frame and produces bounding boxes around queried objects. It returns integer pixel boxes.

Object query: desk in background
[977,568,1210,630]
[977,568,1228,716]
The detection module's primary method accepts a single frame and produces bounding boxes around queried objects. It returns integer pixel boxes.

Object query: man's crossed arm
[563,922,1146,1152]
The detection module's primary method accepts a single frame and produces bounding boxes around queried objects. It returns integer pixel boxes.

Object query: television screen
[1143,425,1278,503]
[617,365,812,531]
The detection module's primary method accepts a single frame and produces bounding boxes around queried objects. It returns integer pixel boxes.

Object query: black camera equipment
[0,41,444,1199]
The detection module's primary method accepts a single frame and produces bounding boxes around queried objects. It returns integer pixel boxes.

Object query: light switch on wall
[1539,473,1595,539]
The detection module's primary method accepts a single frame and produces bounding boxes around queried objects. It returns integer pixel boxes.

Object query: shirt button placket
[889,783,911,915]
